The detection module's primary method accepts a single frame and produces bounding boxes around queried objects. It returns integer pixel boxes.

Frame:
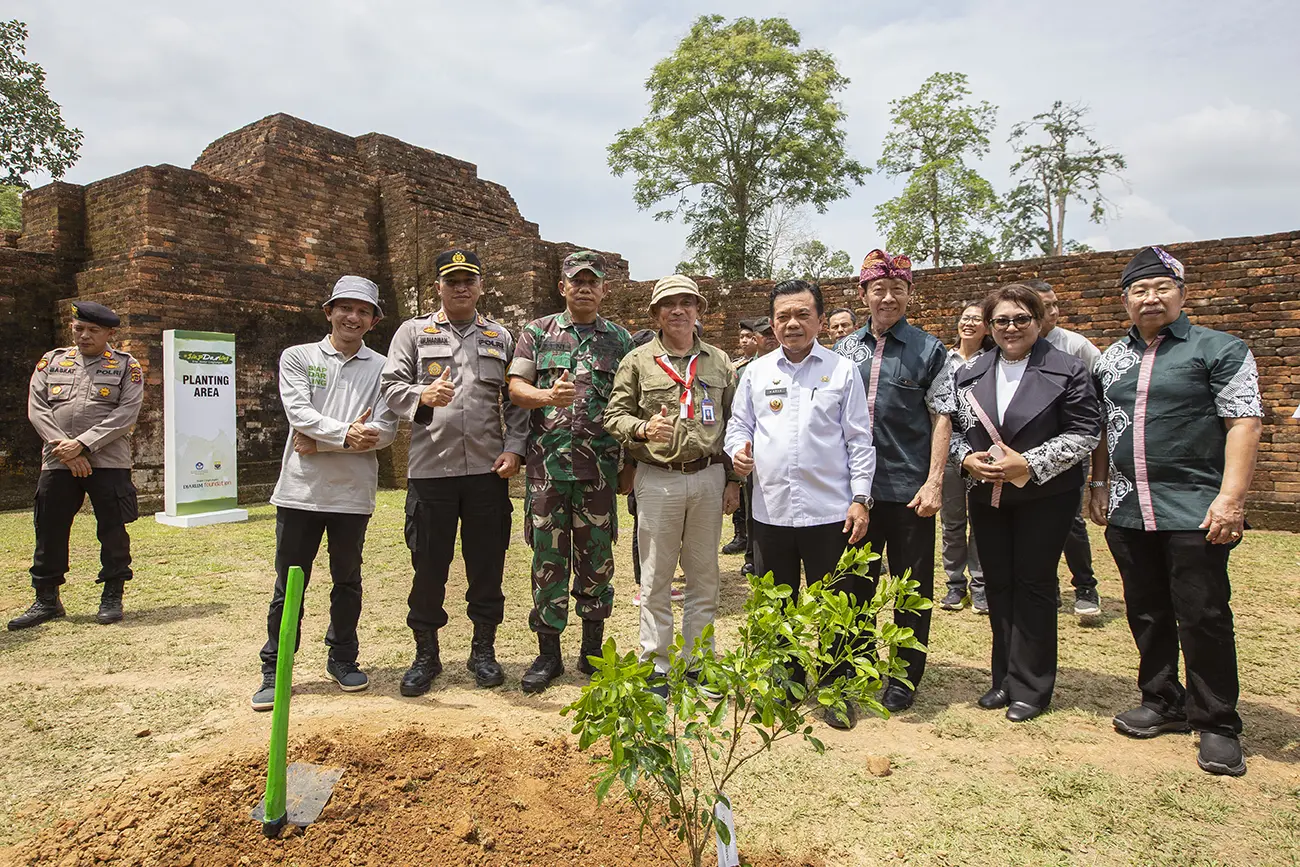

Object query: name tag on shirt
[764,386,788,397]
[701,398,716,425]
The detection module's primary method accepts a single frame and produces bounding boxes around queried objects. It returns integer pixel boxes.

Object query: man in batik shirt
[1089,245,1262,778]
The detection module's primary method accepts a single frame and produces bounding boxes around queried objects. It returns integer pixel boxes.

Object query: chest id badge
[701,397,716,425]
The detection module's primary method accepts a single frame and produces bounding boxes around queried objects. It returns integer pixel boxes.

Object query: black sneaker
[971,586,989,614]
[880,683,915,713]
[823,701,858,730]
[1074,589,1102,622]
[685,669,722,700]
[939,588,966,610]
[326,658,370,692]
[1197,732,1246,777]
[1113,705,1192,739]
[648,675,670,700]
[251,673,276,712]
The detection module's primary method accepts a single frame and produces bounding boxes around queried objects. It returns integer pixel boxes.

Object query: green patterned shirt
[509,311,634,482]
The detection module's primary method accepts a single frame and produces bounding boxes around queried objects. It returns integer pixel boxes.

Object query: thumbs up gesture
[732,440,755,477]
[345,406,380,450]
[549,369,577,408]
[420,365,456,408]
[645,404,677,443]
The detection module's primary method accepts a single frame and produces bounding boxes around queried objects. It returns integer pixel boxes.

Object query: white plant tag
[714,792,739,867]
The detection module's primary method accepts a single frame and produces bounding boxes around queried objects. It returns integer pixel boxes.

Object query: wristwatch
[852,494,874,509]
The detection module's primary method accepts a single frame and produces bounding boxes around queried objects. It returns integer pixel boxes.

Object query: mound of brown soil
[9,727,814,867]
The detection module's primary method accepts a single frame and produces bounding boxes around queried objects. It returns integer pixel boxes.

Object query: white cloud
[10,0,1300,280]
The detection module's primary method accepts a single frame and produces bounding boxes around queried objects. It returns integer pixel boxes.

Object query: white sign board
[155,329,248,527]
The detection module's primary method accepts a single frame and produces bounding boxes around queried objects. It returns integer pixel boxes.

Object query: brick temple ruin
[2,113,1298,527]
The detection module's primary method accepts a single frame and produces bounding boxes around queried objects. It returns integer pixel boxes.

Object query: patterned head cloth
[858,249,913,286]
[1121,246,1185,288]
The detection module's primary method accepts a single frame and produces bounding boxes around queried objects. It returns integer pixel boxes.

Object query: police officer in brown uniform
[12,301,144,630]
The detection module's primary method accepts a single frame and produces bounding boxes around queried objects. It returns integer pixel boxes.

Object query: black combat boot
[7,585,65,630]
[576,619,604,676]
[400,630,443,697]
[521,633,564,694]
[96,580,125,625]
[466,622,505,688]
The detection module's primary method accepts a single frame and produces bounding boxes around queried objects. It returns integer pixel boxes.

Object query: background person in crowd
[13,302,143,631]
[834,249,955,713]
[826,307,858,343]
[756,317,779,355]
[952,284,1100,723]
[1089,246,1262,778]
[507,251,635,694]
[939,303,994,614]
[723,318,764,558]
[381,249,527,697]
[253,276,397,710]
[604,275,740,697]
[1025,278,1103,622]
[626,329,658,606]
[726,280,875,729]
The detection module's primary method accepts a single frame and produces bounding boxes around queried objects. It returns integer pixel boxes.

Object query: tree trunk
[1053,188,1067,257]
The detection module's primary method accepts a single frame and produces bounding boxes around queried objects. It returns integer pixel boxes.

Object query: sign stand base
[155,509,249,528]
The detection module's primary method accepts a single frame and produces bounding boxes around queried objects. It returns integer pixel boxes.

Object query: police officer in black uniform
[11,301,144,630]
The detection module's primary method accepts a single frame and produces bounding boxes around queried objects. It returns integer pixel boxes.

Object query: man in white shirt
[252,276,398,711]
[726,280,876,728]
[1026,279,1102,622]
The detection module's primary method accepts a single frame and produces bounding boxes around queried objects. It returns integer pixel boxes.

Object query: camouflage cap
[562,250,607,279]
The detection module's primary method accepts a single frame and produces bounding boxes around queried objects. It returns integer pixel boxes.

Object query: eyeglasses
[958,316,983,324]
[1125,284,1182,299]
[990,314,1036,330]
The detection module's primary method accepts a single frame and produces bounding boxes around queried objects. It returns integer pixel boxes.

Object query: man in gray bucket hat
[252,275,398,711]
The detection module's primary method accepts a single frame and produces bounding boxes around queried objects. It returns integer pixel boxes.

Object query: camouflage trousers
[527,475,617,634]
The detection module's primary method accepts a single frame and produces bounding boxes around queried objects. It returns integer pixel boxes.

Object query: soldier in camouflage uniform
[508,251,635,693]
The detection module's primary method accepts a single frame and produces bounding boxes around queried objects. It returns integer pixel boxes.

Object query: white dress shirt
[725,341,875,527]
[1044,326,1100,372]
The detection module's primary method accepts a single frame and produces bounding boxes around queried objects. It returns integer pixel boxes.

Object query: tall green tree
[0,20,82,187]
[1003,100,1127,257]
[0,184,21,231]
[608,15,867,279]
[778,239,851,281]
[873,72,998,268]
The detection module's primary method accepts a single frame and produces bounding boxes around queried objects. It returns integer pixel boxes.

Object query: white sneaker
[670,587,685,603]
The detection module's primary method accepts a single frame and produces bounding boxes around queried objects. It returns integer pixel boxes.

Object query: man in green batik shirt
[508,251,635,694]
[1089,246,1263,779]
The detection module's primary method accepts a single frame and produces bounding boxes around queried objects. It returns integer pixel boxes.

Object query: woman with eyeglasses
[939,305,995,615]
[949,284,1101,722]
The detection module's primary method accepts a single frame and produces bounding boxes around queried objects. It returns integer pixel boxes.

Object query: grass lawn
[1,491,1298,865]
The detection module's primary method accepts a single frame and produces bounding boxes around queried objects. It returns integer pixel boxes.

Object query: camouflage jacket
[508,311,634,482]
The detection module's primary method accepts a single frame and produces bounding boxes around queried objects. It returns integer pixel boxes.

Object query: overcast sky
[14,0,1300,280]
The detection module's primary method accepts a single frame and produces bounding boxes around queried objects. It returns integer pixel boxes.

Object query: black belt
[641,455,721,475]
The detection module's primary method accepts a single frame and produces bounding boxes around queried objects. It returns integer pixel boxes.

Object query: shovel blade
[251,762,344,827]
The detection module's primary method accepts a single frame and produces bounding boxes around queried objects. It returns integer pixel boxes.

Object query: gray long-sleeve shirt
[270,337,397,515]
[381,309,527,478]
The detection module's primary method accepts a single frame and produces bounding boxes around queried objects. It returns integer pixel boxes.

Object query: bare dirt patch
[7,725,814,867]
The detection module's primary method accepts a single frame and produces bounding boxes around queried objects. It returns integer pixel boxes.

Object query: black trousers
[752,520,851,683]
[1104,525,1241,736]
[1062,482,1097,594]
[405,474,511,632]
[729,484,749,542]
[848,501,936,692]
[628,491,641,585]
[969,489,1079,708]
[259,507,370,674]
[30,468,137,589]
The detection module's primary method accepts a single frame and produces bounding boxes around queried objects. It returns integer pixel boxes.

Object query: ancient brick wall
[4,114,615,509]
[602,231,1300,529]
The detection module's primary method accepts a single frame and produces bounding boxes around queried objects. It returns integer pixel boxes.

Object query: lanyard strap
[1133,335,1165,531]
[654,354,700,419]
[963,389,1004,508]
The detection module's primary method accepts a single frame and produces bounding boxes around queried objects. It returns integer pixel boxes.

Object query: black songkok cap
[1121,246,1185,288]
[71,301,120,327]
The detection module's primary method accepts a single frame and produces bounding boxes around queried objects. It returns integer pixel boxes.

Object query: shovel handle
[263,565,305,834]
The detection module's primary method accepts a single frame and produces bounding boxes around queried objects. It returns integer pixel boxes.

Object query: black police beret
[435,249,482,278]
[71,301,120,327]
